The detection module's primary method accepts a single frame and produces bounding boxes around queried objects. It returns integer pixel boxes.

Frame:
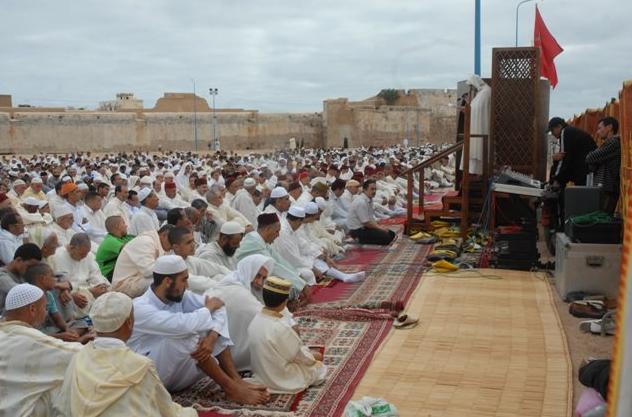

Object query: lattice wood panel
[490,47,546,179]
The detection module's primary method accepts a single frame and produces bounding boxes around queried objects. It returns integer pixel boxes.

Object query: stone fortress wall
[0,89,456,154]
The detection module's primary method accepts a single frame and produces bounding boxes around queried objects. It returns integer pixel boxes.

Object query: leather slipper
[393,314,419,329]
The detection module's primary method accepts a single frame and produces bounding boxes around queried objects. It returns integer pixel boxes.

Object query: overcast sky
[2,0,629,118]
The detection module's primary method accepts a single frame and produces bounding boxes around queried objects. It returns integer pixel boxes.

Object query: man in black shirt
[547,117,597,227]
[548,117,597,188]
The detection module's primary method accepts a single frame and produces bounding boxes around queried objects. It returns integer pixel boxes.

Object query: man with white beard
[231,178,260,227]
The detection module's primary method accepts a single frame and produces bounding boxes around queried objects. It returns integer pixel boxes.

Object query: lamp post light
[192,79,198,152]
[515,0,536,47]
[209,88,219,151]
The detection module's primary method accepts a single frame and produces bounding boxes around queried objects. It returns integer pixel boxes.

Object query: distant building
[99,93,144,111]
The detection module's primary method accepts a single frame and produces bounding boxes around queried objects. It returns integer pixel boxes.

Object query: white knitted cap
[243,178,257,188]
[270,186,288,199]
[288,205,305,218]
[5,284,44,311]
[220,221,245,235]
[22,197,41,207]
[53,204,74,219]
[305,202,319,215]
[138,188,152,202]
[140,176,154,185]
[153,255,188,275]
[90,292,133,333]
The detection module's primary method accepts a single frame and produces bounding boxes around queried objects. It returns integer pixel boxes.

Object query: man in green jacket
[96,216,135,281]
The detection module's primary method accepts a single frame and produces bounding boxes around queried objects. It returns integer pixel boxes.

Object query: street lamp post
[474,0,481,75]
[192,79,198,151]
[209,88,219,151]
[515,0,536,47]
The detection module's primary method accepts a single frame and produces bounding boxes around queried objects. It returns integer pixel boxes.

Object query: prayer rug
[173,315,392,417]
[354,269,572,417]
[303,241,431,313]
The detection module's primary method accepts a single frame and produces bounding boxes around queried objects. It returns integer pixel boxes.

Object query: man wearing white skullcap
[302,202,345,256]
[55,291,198,417]
[128,255,269,404]
[48,204,77,249]
[231,177,261,227]
[197,221,245,270]
[7,178,27,206]
[274,206,364,285]
[0,283,82,417]
[263,186,291,217]
[22,176,47,202]
[129,188,160,236]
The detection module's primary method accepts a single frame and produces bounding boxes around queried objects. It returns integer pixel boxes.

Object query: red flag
[534,5,563,88]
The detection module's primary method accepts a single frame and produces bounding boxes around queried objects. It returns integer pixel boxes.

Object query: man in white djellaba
[127,255,269,404]
[248,276,327,394]
[0,283,82,417]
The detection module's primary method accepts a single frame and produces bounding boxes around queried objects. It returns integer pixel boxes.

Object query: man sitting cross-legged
[0,283,82,417]
[55,292,198,417]
[128,255,269,404]
[273,205,365,285]
[235,212,310,304]
[248,276,327,394]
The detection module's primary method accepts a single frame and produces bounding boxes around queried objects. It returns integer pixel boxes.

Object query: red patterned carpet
[174,238,430,416]
[173,314,392,417]
[304,242,431,313]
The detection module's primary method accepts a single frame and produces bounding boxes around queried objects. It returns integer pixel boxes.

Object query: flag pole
[474,0,481,75]
[515,0,536,47]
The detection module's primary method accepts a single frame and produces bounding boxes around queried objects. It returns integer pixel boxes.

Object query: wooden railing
[402,99,490,238]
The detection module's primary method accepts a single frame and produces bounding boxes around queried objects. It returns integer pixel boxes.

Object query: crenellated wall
[0,89,456,153]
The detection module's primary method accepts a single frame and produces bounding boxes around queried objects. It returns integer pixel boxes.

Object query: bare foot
[311,350,324,362]
[229,374,267,391]
[225,385,270,405]
[240,380,268,391]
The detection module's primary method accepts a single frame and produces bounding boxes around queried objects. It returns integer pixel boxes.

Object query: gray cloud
[2,0,630,118]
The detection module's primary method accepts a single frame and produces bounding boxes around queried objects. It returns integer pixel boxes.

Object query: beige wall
[0,110,322,153]
[0,89,455,153]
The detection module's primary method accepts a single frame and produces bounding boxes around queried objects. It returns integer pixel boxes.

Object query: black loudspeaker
[564,186,601,222]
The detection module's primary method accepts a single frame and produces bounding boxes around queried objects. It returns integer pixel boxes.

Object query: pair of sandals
[393,313,419,330]
[579,311,616,336]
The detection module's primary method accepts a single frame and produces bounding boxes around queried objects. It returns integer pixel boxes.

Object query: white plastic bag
[344,396,399,417]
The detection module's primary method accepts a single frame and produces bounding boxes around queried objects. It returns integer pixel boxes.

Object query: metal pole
[192,79,198,151]
[212,91,216,151]
[209,88,218,151]
[515,0,536,47]
[474,0,481,75]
